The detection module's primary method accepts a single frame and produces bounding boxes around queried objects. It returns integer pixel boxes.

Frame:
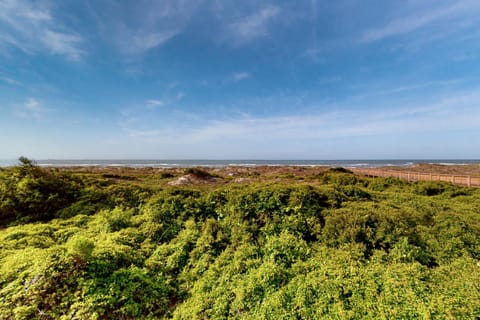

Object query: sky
[1,0,480,160]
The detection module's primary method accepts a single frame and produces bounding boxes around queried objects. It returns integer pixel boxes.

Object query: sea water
[1,159,479,168]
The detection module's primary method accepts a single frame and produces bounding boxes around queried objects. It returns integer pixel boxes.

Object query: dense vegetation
[1,160,479,319]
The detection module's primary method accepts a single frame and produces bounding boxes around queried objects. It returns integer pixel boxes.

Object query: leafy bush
[99,207,133,232]
[316,169,359,186]
[1,164,480,318]
[337,185,372,200]
[184,167,215,179]
[66,234,95,259]
[415,181,450,196]
[0,157,81,225]
[159,172,175,179]
[367,176,407,191]
[328,167,353,173]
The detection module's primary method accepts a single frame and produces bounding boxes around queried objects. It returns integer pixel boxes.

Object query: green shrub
[337,185,372,200]
[83,266,169,318]
[159,172,175,179]
[66,235,95,259]
[1,167,480,318]
[99,207,133,232]
[316,169,359,186]
[0,158,81,225]
[415,181,450,196]
[184,167,215,179]
[328,167,353,174]
[367,176,407,191]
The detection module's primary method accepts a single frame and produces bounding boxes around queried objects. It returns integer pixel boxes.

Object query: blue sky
[1,0,480,159]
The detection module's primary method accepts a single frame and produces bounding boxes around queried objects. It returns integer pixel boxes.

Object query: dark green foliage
[101,173,137,180]
[0,158,154,225]
[413,180,472,198]
[328,166,353,173]
[248,171,261,177]
[368,176,407,191]
[105,184,153,208]
[159,172,175,179]
[415,181,451,196]
[184,167,215,179]
[337,185,372,200]
[0,157,81,224]
[1,165,480,318]
[316,168,359,186]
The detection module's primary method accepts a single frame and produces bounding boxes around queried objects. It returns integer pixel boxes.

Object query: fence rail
[351,168,480,188]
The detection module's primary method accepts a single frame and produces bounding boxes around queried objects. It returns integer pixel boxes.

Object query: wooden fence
[351,168,480,188]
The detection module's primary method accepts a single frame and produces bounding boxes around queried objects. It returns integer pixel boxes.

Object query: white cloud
[351,79,461,100]
[146,99,165,109]
[0,34,32,55]
[122,87,480,155]
[123,30,179,55]
[227,5,280,44]
[167,81,180,89]
[128,129,165,138]
[118,108,140,127]
[0,73,22,86]
[42,30,85,61]
[176,92,185,100]
[361,0,480,43]
[14,98,48,119]
[232,72,250,81]
[91,0,201,55]
[316,76,341,86]
[24,98,41,110]
[0,0,85,60]
[303,47,325,63]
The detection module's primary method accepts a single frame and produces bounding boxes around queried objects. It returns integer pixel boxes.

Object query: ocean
[1,159,479,168]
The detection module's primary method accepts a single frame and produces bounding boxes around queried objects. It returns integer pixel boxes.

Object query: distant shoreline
[3,161,480,177]
[1,159,479,169]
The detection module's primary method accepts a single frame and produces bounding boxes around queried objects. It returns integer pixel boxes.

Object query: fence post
[451,175,455,183]
[468,176,471,187]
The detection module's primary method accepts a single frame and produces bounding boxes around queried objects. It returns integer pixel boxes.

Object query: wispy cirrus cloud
[0,0,85,60]
[0,72,22,86]
[121,86,480,157]
[119,30,179,55]
[41,30,84,60]
[145,89,184,110]
[86,1,281,57]
[146,99,165,109]
[90,0,201,56]
[351,79,462,101]
[176,92,185,100]
[226,5,280,45]
[119,91,184,127]
[231,72,250,81]
[361,0,480,43]
[0,34,31,54]
[14,98,49,119]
